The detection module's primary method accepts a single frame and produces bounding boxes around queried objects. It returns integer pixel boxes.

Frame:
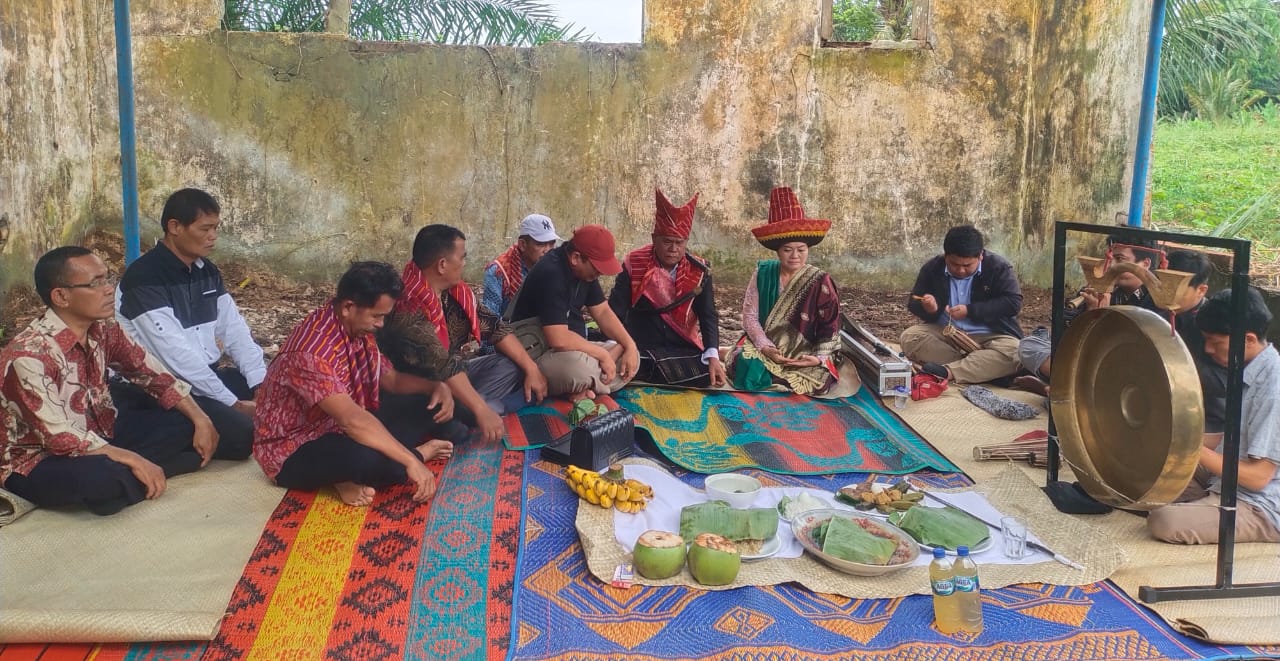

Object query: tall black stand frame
[1047,221,1280,602]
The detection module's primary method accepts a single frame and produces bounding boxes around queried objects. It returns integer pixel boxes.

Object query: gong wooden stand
[1049,221,1280,603]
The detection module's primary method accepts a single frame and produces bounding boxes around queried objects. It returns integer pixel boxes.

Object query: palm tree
[222,0,591,46]
[1159,0,1279,118]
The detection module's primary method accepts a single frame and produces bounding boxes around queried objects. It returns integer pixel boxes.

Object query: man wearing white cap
[483,214,561,320]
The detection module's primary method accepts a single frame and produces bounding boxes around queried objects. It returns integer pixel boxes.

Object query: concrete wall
[1,0,1151,289]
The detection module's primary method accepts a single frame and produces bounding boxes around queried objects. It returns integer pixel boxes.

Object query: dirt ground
[0,230,1053,352]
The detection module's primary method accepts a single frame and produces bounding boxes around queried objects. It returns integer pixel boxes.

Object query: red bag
[910,373,948,401]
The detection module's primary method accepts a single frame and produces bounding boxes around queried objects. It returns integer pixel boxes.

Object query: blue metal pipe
[114,0,141,264]
[1127,0,1168,228]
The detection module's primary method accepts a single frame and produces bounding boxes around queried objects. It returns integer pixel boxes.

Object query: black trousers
[273,392,470,492]
[109,366,254,461]
[4,406,204,515]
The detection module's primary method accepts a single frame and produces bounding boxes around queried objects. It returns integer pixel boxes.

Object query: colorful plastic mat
[6,452,1280,661]
[502,395,620,450]
[613,386,958,475]
[509,455,1280,661]
[1,435,524,661]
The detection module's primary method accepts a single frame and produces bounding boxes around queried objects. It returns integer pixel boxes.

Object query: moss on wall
[3,0,1152,292]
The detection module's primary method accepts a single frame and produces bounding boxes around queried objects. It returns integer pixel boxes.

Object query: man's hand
[523,369,548,404]
[920,294,939,315]
[618,346,640,381]
[427,381,454,423]
[476,407,505,443]
[192,418,220,466]
[232,400,256,417]
[708,357,728,388]
[1081,287,1111,311]
[130,455,167,499]
[597,351,619,384]
[946,304,969,321]
[405,461,437,503]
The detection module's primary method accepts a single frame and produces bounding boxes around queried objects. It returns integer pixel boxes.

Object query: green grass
[1151,106,1280,246]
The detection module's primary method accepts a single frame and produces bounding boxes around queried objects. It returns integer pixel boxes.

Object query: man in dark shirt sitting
[901,225,1024,384]
[608,189,724,388]
[509,224,639,399]
[1166,249,1226,434]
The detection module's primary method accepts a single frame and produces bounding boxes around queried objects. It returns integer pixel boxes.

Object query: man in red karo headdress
[253,262,466,508]
[608,189,725,387]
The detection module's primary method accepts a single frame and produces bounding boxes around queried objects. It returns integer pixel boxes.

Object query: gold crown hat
[750,187,831,250]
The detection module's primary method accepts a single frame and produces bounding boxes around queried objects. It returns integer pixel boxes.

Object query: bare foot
[417,439,454,462]
[568,388,597,403]
[334,481,376,507]
[1013,375,1050,397]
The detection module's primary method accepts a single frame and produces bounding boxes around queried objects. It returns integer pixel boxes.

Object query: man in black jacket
[900,225,1023,384]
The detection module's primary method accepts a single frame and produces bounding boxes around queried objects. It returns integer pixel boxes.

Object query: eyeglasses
[61,274,119,290]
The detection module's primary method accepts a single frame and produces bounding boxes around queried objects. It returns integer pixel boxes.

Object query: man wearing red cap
[508,224,639,399]
[608,189,724,387]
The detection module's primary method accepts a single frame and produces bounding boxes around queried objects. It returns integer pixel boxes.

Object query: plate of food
[791,508,919,577]
[887,505,993,555]
[835,477,925,517]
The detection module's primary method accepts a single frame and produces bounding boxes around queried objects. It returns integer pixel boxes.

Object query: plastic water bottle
[952,546,984,634]
[929,547,962,634]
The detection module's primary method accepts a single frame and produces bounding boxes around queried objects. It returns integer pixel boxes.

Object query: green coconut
[688,533,742,586]
[633,530,686,579]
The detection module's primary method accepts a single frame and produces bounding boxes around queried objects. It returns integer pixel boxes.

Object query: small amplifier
[540,408,637,472]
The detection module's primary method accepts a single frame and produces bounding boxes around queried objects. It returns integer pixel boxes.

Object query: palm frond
[223,0,589,46]
[1159,0,1279,117]
[1208,185,1280,237]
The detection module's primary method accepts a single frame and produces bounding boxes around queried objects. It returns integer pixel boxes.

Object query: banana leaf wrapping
[892,506,990,551]
[815,516,897,565]
[680,501,779,543]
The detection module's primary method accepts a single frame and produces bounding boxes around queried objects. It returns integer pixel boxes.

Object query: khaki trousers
[1147,494,1280,545]
[899,324,1021,384]
[536,342,632,396]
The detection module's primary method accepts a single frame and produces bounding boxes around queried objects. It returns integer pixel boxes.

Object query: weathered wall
[0,0,112,287]
[1,0,1152,289]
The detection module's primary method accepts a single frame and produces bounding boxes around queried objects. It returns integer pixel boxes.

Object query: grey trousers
[465,353,523,411]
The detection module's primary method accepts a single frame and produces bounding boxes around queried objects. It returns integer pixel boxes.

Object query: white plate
[740,535,782,561]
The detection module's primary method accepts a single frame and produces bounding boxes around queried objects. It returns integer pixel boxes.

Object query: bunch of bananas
[564,463,653,513]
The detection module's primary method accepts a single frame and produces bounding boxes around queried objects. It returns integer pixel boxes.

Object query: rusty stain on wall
[1,0,1151,290]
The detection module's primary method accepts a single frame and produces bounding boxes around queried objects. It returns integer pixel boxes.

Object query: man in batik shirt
[1,247,218,515]
[378,224,548,443]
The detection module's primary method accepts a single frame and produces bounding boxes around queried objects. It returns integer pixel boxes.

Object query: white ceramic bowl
[704,473,762,509]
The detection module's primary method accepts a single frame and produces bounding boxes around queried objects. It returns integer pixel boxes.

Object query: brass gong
[1050,306,1204,510]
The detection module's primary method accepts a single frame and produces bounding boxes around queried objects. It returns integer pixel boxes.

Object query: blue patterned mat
[508,454,1280,660]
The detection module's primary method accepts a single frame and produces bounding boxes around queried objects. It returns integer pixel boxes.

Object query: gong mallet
[916,488,1086,571]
